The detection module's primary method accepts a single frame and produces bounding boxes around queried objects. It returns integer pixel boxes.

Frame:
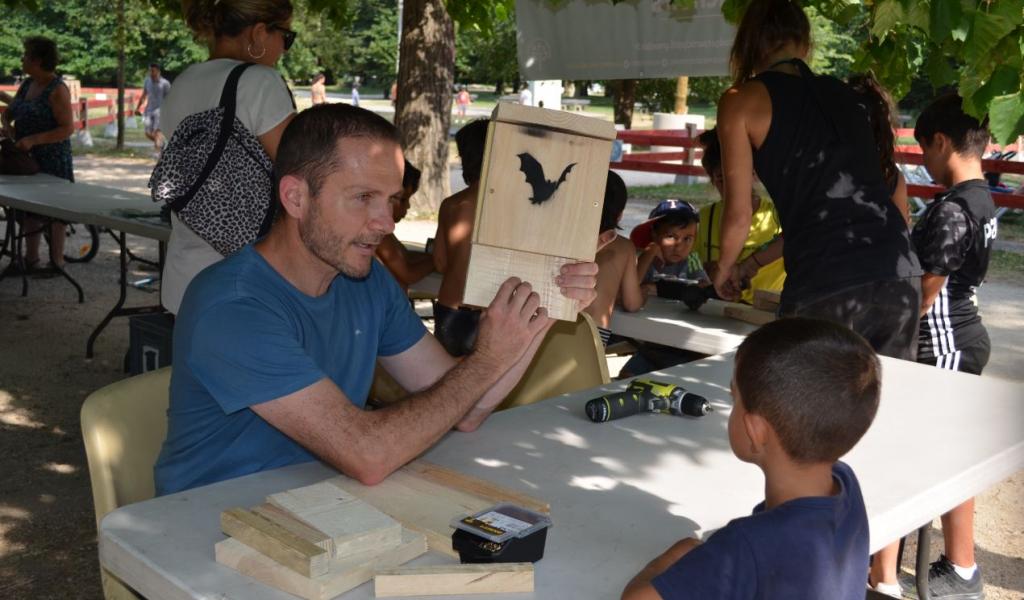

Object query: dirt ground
[0,156,1021,599]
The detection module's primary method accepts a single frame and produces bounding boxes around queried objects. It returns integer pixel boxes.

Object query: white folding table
[98,354,1024,600]
[0,180,170,356]
[610,296,758,354]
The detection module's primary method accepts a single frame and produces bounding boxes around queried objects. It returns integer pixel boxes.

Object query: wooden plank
[252,502,334,554]
[491,102,617,141]
[374,562,534,597]
[215,529,427,600]
[473,121,609,260]
[267,482,402,559]
[329,462,548,558]
[751,289,781,312]
[723,305,776,326]
[404,461,550,514]
[463,244,578,322]
[220,507,329,578]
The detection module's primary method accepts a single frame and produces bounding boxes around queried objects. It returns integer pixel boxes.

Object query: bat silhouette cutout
[517,152,577,205]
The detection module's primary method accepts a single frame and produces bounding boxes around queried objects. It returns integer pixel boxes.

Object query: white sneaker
[869,581,903,598]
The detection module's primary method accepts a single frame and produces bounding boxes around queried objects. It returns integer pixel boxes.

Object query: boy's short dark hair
[149,63,162,70]
[914,94,990,159]
[23,37,59,72]
[600,171,627,232]
[698,128,721,177]
[276,104,400,200]
[652,210,699,235]
[735,317,880,463]
[402,160,421,193]
[456,119,489,185]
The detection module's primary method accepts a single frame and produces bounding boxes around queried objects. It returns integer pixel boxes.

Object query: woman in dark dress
[1,36,75,272]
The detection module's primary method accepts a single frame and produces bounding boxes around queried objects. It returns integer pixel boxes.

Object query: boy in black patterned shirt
[869,93,995,600]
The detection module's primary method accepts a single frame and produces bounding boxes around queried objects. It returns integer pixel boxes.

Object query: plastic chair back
[81,367,171,599]
[498,312,610,411]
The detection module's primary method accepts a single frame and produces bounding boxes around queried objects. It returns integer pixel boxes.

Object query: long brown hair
[183,0,292,41]
[729,0,811,84]
[848,73,899,190]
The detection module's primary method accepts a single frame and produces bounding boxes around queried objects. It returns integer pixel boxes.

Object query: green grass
[627,183,718,208]
[988,249,1024,284]
[996,209,1024,243]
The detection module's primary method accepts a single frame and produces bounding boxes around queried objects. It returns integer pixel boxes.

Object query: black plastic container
[451,503,552,564]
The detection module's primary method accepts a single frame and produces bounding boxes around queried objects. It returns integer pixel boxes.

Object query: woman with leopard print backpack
[153,0,296,314]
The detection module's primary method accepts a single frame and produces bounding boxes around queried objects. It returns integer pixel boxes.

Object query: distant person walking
[0,36,75,275]
[455,86,471,121]
[310,72,326,105]
[350,80,360,107]
[135,63,172,158]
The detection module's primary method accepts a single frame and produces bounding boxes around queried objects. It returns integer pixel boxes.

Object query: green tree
[457,13,519,92]
[0,0,205,84]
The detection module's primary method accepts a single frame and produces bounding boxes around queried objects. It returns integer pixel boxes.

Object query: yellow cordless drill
[585,379,711,423]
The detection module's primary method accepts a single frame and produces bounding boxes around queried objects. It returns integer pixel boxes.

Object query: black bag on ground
[149,62,275,256]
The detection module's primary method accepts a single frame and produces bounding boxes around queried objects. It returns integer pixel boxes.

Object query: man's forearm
[456,321,553,431]
[351,351,516,482]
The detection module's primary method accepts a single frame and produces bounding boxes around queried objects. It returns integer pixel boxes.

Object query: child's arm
[734,236,784,285]
[376,235,435,288]
[619,243,646,312]
[622,538,701,600]
[636,244,661,285]
[920,272,948,316]
[436,200,476,308]
[914,200,970,316]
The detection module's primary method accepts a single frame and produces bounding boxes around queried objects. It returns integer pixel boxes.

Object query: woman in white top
[160,0,296,313]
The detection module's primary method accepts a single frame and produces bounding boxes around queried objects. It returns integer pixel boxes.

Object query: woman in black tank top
[715,0,921,360]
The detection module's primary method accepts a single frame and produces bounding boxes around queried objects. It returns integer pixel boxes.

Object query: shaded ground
[0,156,1021,599]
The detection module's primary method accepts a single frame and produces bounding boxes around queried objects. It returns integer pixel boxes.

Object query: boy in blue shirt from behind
[623,317,880,600]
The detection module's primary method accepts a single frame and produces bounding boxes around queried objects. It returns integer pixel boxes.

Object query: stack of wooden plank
[216,482,427,599]
[215,461,548,598]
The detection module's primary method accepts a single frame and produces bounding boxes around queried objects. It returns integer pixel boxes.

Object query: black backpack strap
[169,62,255,212]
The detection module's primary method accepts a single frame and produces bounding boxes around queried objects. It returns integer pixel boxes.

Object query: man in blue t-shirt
[154,104,599,495]
[622,318,880,600]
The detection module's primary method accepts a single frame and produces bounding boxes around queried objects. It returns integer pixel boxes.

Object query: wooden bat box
[463,103,617,321]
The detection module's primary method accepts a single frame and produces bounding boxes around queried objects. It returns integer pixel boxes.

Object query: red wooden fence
[0,85,142,131]
[610,128,1024,210]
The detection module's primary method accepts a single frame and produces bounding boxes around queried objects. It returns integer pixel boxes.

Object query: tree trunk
[394,0,454,215]
[674,76,688,114]
[493,80,503,95]
[608,79,636,129]
[116,0,125,150]
[576,80,589,97]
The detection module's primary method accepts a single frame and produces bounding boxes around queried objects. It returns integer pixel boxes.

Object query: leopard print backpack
[149,62,275,256]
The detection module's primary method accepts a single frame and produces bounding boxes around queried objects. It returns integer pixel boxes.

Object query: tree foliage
[1,0,206,84]
[299,0,399,86]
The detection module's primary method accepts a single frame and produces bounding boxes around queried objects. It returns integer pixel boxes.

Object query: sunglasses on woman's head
[271,25,296,51]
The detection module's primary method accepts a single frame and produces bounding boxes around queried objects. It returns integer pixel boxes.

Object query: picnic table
[0,178,169,357]
[561,98,592,111]
[98,352,1024,599]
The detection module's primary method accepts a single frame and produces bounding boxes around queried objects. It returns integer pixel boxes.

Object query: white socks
[953,561,978,580]
[871,581,902,598]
